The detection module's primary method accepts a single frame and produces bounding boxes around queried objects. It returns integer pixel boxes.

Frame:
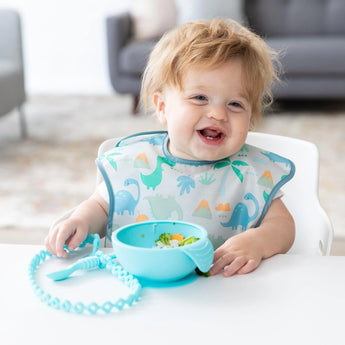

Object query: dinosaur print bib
[96,131,295,249]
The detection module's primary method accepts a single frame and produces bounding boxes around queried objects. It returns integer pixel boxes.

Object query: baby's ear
[153,92,167,125]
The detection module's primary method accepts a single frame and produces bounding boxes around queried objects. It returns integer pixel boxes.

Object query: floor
[0,95,344,255]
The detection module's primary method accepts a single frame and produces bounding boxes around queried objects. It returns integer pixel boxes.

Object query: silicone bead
[111,265,121,276]
[35,288,44,297]
[40,295,47,304]
[74,302,85,314]
[126,295,135,306]
[40,250,47,260]
[87,303,99,314]
[62,300,72,312]
[50,297,60,309]
[101,301,114,313]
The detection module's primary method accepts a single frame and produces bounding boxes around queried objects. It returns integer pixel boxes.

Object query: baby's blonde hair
[141,18,279,127]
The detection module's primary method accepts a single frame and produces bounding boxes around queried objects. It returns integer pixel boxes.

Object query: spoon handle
[46,256,101,281]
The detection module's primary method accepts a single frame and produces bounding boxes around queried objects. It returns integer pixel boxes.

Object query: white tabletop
[1,244,344,345]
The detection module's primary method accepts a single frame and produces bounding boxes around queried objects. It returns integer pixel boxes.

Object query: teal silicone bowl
[111,220,214,282]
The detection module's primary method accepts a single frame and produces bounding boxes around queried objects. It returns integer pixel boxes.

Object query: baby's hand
[45,217,88,258]
[209,230,264,277]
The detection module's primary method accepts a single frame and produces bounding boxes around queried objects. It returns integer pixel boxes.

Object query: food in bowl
[154,232,199,248]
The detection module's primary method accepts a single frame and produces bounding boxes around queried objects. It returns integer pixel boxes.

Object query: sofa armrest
[0,10,24,67]
[106,12,133,75]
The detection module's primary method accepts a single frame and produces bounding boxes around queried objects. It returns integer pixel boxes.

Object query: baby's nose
[207,105,228,121]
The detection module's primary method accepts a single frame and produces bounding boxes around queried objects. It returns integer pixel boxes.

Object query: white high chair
[51,132,333,256]
[246,132,333,255]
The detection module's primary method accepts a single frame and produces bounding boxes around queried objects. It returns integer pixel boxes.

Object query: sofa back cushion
[245,0,345,36]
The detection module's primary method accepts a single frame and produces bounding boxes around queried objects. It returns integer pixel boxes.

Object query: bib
[96,131,295,249]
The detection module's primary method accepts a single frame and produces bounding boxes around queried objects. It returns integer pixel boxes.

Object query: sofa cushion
[245,0,345,36]
[175,0,245,25]
[130,0,177,41]
[119,39,158,75]
[267,37,345,75]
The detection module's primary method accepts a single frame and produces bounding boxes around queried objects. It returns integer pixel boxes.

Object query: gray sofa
[106,0,345,112]
[0,9,26,137]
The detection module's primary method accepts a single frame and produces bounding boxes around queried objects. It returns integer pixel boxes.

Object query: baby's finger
[56,226,76,258]
[223,256,247,277]
[44,228,60,256]
[236,259,259,275]
[44,236,55,256]
[66,226,88,252]
[212,244,231,263]
[209,252,235,276]
[212,250,226,264]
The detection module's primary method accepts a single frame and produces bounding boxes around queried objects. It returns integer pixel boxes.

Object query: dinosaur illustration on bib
[141,156,176,190]
[114,178,140,215]
[221,193,259,230]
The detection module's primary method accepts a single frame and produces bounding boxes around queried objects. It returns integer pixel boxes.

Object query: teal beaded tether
[28,234,142,314]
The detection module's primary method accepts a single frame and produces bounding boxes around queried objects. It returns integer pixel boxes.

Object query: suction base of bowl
[138,271,199,289]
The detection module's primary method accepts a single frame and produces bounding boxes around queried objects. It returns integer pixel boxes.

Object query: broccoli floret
[156,233,171,246]
[195,267,210,277]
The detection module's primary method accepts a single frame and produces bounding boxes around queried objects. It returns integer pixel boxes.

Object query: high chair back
[246,132,333,255]
[88,132,334,255]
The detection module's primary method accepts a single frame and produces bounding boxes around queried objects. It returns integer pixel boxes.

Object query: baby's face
[154,58,252,161]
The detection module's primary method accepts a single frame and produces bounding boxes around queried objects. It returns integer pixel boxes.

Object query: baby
[45,18,295,277]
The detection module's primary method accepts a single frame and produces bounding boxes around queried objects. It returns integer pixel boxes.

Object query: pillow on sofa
[175,0,245,25]
[130,0,177,41]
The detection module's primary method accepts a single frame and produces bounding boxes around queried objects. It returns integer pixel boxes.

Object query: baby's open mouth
[198,128,224,140]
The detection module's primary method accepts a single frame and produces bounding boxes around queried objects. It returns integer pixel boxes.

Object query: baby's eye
[229,101,242,108]
[194,95,207,101]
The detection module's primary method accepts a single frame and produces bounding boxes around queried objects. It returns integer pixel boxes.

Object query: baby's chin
[199,154,229,162]
[169,143,230,162]
[188,150,230,162]
[171,150,221,162]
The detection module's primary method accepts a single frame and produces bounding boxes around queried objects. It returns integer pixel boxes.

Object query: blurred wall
[0,0,130,94]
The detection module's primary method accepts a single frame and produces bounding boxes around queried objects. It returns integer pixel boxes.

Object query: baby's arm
[45,191,108,257]
[209,198,295,277]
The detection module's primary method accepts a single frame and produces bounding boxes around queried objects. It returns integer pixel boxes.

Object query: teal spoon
[46,256,101,281]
